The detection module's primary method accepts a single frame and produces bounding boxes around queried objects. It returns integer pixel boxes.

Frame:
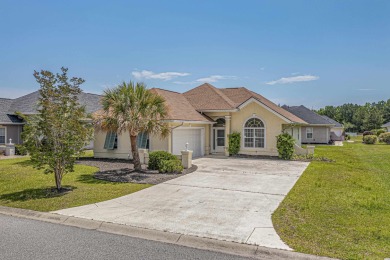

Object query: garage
[172,127,204,158]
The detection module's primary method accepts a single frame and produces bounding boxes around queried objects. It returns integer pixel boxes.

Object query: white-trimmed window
[243,118,265,148]
[0,127,5,144]
[306,127,313,139]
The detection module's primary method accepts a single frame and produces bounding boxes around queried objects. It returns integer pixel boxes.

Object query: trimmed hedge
[363,135,377,144]
[228,132,241,155]
[276,133,295,160]
[148,151,183,173]
[379,132,390,144]
[363,131,374,137]
[371,129,386,136]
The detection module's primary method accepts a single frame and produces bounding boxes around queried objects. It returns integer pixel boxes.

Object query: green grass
[0,158,151,212]
[273,139,390,259]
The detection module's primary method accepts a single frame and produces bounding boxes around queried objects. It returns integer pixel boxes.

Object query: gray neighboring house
[0,91,101,147]
[282,105,335,144]
[383,121,390,132]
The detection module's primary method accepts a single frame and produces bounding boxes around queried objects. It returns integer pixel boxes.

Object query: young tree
[21,67,93,191]
[95,82,169,171]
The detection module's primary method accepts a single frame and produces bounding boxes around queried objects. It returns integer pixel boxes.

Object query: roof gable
[151,88,212,122]
[183,83,236,110]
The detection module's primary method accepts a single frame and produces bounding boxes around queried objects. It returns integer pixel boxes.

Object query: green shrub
[371,129,386,136]
[379,132,390,144]
[363,135,377,144]
[228,132,241,155]
[276,133,295,160]
[363,131,374,136]
[345,134,351,140]
[15,144,28,156]
[159,159,183,173]
[148,151,183,173]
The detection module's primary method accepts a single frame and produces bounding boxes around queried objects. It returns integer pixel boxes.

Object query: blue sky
[0,0,389,108]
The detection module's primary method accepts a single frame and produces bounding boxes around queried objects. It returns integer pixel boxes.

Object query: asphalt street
[0,214,254,260]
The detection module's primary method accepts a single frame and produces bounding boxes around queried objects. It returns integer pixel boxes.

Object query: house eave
[197,109,239,113]
[163,119,215,125]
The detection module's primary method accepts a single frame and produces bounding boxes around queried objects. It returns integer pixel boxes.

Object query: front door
[213,128,225,153]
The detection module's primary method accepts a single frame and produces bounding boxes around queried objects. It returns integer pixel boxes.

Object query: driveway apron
[54,157,309,250]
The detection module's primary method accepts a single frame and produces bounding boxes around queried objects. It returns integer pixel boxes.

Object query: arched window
[213,118,225,127]
[243,118,265,148]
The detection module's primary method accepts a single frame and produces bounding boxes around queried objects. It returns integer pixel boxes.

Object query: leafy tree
[95,82,169,171]
[21,67,93,191]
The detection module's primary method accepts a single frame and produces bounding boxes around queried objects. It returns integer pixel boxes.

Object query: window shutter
[104,132,117,150]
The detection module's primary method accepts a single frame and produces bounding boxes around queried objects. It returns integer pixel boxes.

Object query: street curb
[0,206,334,260]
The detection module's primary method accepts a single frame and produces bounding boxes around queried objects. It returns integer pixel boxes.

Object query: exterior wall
[207,102,286,156]
[93,122,211,159]
[0,124,23,145]
[301,126,330,144]
[387,126,390,132]
[94,130,131,159]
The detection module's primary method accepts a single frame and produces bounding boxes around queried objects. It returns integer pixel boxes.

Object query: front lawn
[0,157,151,212]
[273,140,390,259]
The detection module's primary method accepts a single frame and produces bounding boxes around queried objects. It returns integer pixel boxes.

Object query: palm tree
[95,82,169,171]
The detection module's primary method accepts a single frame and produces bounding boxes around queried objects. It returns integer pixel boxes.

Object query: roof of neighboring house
[8,91,102,114]
[0,98,23,124]
[282,105,334,125]
[382,121,390,128]
[151,88,213,123]
[183,83,306,124]
[320,115,343,127]
[1,91,101,125]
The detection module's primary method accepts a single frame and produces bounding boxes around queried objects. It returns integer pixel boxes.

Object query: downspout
[170,122,184,153]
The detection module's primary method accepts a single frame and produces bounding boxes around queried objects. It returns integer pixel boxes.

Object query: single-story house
[383,122,390,132]
[94,83,308,159]
[0,91,101,147]
[320,115,345,141]
[282,105,338,144]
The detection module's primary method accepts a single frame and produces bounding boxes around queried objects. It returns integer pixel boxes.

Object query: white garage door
[172,128,204,158]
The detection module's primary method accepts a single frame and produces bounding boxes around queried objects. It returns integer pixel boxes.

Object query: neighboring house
[0,91,101,147]
[320,115,345,141]
[282,105,334,144]
[95,83,307,159]
[383,122,390,132]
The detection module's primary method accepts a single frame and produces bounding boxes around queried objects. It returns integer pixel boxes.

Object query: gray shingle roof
[282,105,334,125]
[383,121,390,128]
[7,91,102,114]
[1,91,102,124]
[320,115,343,127]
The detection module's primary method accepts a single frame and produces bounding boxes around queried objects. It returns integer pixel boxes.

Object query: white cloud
[132,70,190,81]
[195,75,237,83]
[173,81,197,85]
[266,75,319,85]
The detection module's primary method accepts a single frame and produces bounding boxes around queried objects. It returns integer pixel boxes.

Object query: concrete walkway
[54,157,309,250]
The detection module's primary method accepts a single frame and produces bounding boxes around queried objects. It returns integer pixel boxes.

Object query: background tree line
[316,99,390,132]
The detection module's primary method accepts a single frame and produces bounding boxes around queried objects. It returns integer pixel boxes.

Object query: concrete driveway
[54,157,309,250]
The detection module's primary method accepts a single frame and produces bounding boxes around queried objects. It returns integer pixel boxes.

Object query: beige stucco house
[94,83,308,159]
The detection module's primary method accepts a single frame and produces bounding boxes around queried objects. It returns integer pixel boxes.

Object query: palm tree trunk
[130,134,142,171]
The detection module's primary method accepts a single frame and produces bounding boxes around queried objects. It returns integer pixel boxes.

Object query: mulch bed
[77,158,197,185]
